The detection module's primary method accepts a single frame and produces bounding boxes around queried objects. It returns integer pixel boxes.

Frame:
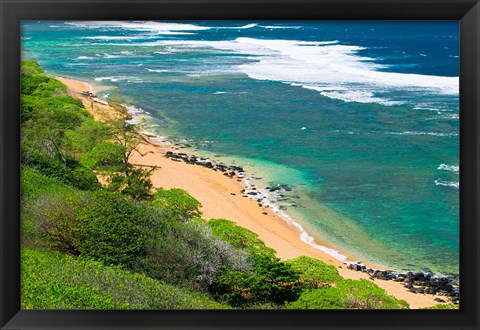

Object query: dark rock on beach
[346,262,460,303]
[164,151,247,179]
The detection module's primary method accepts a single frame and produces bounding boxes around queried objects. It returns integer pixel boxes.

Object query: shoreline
[56,75,450,309]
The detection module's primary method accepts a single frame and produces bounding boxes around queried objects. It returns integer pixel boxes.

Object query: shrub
[423,303,459,309]
[211,253,301,307]
[69,166,101,190]
[21,60,43,76]
[80,142,126,171]
[22,87,88,126]
[65,119,111,153]
[150,188,202,222]
[207,219,276,258]
[21,60,68,98]
[286,279,409,309]
[138,219,250,292]
[207,219,301,307]
[21,165,74,199]
[285,256,342,289]
[21,149,100,191]
[73,191,152,267]
[21,166,79,247]
[26,189,152,268]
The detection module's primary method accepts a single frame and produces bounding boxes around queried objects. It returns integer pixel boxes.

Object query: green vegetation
[423,303,459,310]
[207,219,276,257]
[22,248,227,309]
[20,60,411,310]
[285,256,343,289]
[287,279,409,309]
[150,188,202,222]
[207,219,301,307]
[136,219,250,292]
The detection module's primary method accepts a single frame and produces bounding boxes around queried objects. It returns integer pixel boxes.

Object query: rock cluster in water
[347,262,460,304]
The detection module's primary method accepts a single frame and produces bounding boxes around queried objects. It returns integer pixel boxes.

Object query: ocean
[21,21,459,275]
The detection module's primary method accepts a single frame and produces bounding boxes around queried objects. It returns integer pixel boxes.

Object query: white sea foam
[438,164,459,172]
[413,105,459,120]
[212,23,258,29]
[385,131,458,137]
[295,223,348,262]
[145,68,170,73]
[66,21,209,32]
[160,31,197,35]
[434,179,459,189]
[66,63,91,67]
[83,35,157,40]
[142,37,458,105]
[94,76,133,82]
[306,87,403,106]
[123,104,147,125]
[75,56,95,60]
[441,113,459,119]
[259,25,303,29]
[102,53,123,59]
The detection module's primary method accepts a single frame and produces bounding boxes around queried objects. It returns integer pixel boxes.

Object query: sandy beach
[57,76,444,309]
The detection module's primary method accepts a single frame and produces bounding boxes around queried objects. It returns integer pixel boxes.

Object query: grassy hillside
[22,247,227,309]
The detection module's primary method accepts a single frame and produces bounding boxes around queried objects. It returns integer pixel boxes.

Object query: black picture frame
[1,0,479,329]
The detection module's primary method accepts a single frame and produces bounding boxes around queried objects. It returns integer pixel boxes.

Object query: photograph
[19,20,461,311]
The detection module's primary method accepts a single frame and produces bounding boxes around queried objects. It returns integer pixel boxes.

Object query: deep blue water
[21,21,459,275]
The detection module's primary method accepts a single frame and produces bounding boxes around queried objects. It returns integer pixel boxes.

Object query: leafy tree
[22,113,70,165]
[93,118,155,200]
[108,120,143,166]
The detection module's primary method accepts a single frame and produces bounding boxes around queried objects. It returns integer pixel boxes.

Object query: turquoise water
[21,21,459,275]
